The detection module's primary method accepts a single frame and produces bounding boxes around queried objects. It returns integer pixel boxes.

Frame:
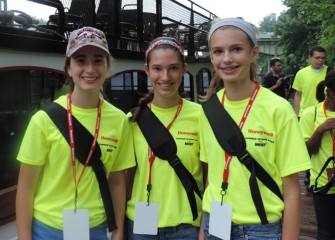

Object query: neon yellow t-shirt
[126,99,203,227]
[299,102,335,194]
[200,87,311,224]
[292,65,328,115]
[17,95,136,229]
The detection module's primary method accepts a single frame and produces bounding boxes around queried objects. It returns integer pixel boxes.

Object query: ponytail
[129,91,154,122]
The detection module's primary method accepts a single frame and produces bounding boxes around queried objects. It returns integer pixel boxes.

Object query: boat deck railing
[0,0,217,59]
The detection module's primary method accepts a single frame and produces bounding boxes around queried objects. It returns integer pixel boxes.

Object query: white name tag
[63,209,90,240]
[133,202,159,235]
[209,200,232,240]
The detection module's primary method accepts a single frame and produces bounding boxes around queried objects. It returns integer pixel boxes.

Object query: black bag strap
[42,102,117,232]
[311,156,335,195]
[202,94,283,225]
[134,105,202,220]
[311,107,335,195]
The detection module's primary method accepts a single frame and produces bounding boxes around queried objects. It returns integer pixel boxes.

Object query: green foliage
[275,0,335,68]
[275,3,320,66]
[32,17,47,25]
[259,13,277,32]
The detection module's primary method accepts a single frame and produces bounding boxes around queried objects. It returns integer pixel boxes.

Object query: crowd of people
[14,16,334,240]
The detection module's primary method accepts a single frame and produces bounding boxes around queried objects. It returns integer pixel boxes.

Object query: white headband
[208,18,257,45]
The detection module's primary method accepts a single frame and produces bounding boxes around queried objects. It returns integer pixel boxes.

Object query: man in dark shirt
[262,57,287,98]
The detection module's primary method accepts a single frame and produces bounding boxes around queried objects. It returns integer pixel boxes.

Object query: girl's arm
[16,163,42,240]
[293,91,302,116]
[109,170,126,240]
[281,173,300,240]
[125,166,136,202]
[198,162,208,240]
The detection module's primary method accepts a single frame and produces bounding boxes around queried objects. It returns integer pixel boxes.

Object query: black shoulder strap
[311,106,335,195]
[136,106,178,160]
[311,156,335,195]
[134,105,201,220]
[201,95,246,156]
[42,102,116,232]
[202,94,283,225]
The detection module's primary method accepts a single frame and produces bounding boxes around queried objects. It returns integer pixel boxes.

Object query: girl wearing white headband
[199,18,311,240]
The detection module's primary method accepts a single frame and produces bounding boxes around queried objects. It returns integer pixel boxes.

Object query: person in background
[199,17,311,240]
[262,57,287,98]
[285,62,301,100]
[299,69,335,240]
[293,46,328,117]
[16,26,135,240]
[292,46,329,188]
[126,36,206,239]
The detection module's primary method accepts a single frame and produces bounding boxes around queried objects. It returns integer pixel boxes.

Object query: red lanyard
[221,83,260,194]
[67,94,102,210]
[322,102,335,156]
[146,98,183,202]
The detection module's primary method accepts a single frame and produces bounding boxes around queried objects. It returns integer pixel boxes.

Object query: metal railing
[1,0,217,57]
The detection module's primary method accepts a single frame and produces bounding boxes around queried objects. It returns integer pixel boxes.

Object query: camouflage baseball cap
[66,27,110,57]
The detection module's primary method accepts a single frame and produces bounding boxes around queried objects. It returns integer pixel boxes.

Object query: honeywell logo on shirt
[101,136,119,143]
[178,131,198,136]
[247,129,273,137]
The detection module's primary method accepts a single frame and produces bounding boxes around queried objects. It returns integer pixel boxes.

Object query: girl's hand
[317,118,335,134]
[198,228,205,240]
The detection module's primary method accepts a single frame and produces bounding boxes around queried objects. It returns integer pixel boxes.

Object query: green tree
[33,17,47,25]
[276,2,320,66]
[259,13,277,32]
[298,0,335,67]
[276,0,335,68]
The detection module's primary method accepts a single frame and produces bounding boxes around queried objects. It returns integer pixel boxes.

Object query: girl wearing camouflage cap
[16,27,135,240]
